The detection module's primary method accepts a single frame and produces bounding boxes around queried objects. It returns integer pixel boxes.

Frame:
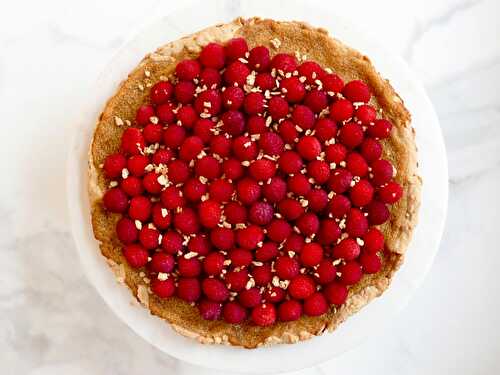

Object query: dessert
[89,17,421,348]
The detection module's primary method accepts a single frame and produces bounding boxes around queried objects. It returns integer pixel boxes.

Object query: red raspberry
[249,201,274,225]
[350,179,374,207]
[255,72,275,90]
[222,301,247,323]
[229,248,253,267]
[177,278,201,302]
[332,238,360,261]
[255,241,279,262]
[267,219,292,242]
[161,230,183,254]
[339,122,364,148]
[222,86,244,110]
[304,292,328,316]
[318,219,341,245]
[142,172,162,194]
[359,252,382,274]
[103,153,126,178]
[123,244,148,268]
[210,134,232,157]
[287,174,311,196]
[200,42,225,69]
[304,90,328,113]
[221,110,245,136]
[198,200,222,228]
[125,156,148,181]
[183,178,207,202]
[262,176,287,203]
[329,99,354,122]
[225,37,248,60]
[150,253,175,273]
[174,81,196,104]
[233,136,258,161]
[278,198,304,221]
[128,196,151,221]
[252,264,272,286]
[366,200,390,225]
[225,269,249,291]
[152,148,173,165]
[121,127,145,155]
[203,252,225,275]
[300,242,323,267]
[157,102,175,123]
[187,234,211,255]
[247,115,267,135]
[355,104,376,124]
[259,132,284,156]
[327,194,351,218]
[251,304,276,326]
[243,92,265,115]
[271,53,298,73]
[194,89,222,115]
[292,105,315,130]
[200,68,222,88]
[116,217,138,244]
[307,160,330,184]
[199,299,222,320]
[163,124,186,148]
[314,118,337,142]
[298,61,324,83]
[236,178,261,205]
[296,213,320,236]
[176,105,197,128]
[283,233,304,254]
[363,228,384,253]
[338,261,363,285]
[324,282,348,305]
[343,80,371,103]
[174,207,199,235]
[224,61,250,87]
[368,119,392,139]
[236,225,264,249]
[268,96,290,120]
[239,288,262,308]
[202,278,229,302]
[328,168,353,194]
[315,260,337,284]
[360,138,382,162]
[275,256,300,280]
[195,155,222,179]
[306,188,329,212]
[378,182,403,204]
[371,159,394,186]
[323,73,344,93]
[208,179,234,203]
[224,202,247,224]
[280,77,305,103]
[222,158,244,180]
[121,172,144,196]
[345,208,369,237]
[297,136,321,160]
[150,82,174,105]
[151,278,175,298]
[288,275,315,300]
[160,186,185,210]
[325,143,347,163]
[136,105,155,126]
[179,136,203,161]
[248,46,270,72]
[167,160,190,184]
[278,300,302,322]
[178,257,202,277]
[210,227,235,250]
[346,152,368,177]
[103,187,128,213]
[139,227,160,249]
[278,151,303,174]
[175,59,201,81]
[143,123,162,144]
[264,287,286,303]
[249,159,276,181]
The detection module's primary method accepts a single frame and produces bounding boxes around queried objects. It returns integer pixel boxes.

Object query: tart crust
[88,17,421,348]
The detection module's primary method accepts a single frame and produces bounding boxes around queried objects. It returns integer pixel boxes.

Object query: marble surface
[1,0,499,374]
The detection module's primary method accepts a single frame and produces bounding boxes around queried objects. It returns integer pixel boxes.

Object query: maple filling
[101,37,403,326]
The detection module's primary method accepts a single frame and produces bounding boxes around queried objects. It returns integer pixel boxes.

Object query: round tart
[89,17,421,348]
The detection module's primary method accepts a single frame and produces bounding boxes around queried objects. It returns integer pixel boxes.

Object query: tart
[89,17,421,348]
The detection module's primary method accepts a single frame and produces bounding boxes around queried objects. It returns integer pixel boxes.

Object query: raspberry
[139,227,160,249]
[195,155,221,179]
[262,176,287,203]
[328,168,353,194]
[150,253,175,273]
[368,119,392,139]
[183,178,207,202]
[177,278,201,302]
[229,248,253,267]
[200,42,225,69]
[152,148,173,165]
[247,115,267,134]
[298,61,324,83]
[208,178,234,203]
[236,178,261,205]
[160,186,185,210]
[292,105,315,130]
[343,80,371,103]
[307,160,330,184]
[126,154,149,179]
[283,233,305,253]
[339,122,364,148]
[359,252,382,274]
[304,292,328,316]
[210,134,232,157]
[120,174,142,196]
[221,110,245,136]
[236,225,264,249]
[329,99,354,122]
[278,300,302,322]
[379,181,403,204]
[103,187,128,213]
[327,194,351,218]
[306,188,329,212]
[128,196,151,221]
[255,241,279,262]
[275,256,300,280]
[314,118,337,142]
[304,90,328,113]
[243,92,265,115]
[225,37,248,60]
[200,68,222,88]
[252,264,272,286]
[198,200,222,228]
[338,261,363,285]
[249,201,274,225]
[315,260,337,284]
[121,127,145,155]
[176,105,197,128]
[287,174,311,196]
[222,86,244,110]
[150,81,174,105]
[324,282,348,305]
[174,207,199,235]
[251,304,276,326]
[249,159,276,181]
[202,278,229,302]
[345,208,369,237]
[264,286,286,303]
[224,202,247,224]
[179,136,203,161]
[296,213,320,236]
[123,244,148,268]
[248,46,271,72]
[199,299,222,320]
[268,96,290,120]
[103,153,126,178]
[136,105,155,126]
[222,158,244,180]
[175,59,201,81]
[278,151,303,174]
[222,301,247,323]
[259,132,284,156]
[346,152,368,177]
[371,159,394,186]
[350,179,374,207]
[280,77,305,103]
[297,136,321,160]
[255,72,274,90]
[178,257,202,277]
[300,242,323,267]
[210,227,235,250]
[267,219,292,242]
[187,235,211,255]
[288,275,315,300]
[278,198,304,220]
[325,143,347,163]
[225,269,249,291]
[203,252,225,275]
[167,159,190,184]
[332,238,361,261]
[163,124,186,149]
[174,81,196,104]
[161,231,183,254]
[363,228,384,253]
[355,104,376,124]
[366,200,390,225]
[318,219,341,245]
[194,89,222,116]
[116,217,139,244]
[323,73,344,93]
[239,288,262,308]
[151,278,176,298]
[224,61,250,87]
[271,53,298,73]
[157,102,175,123]
[360,138,382,162]
[143,123,163,144]
[142,172,162,194]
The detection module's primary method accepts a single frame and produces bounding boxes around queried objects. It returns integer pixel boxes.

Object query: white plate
[66,1,448,373]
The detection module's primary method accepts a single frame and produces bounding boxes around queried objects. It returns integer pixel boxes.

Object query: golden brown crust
[88,17,421,348]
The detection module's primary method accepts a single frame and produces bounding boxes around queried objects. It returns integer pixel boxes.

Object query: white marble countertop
[1,0,499,374]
